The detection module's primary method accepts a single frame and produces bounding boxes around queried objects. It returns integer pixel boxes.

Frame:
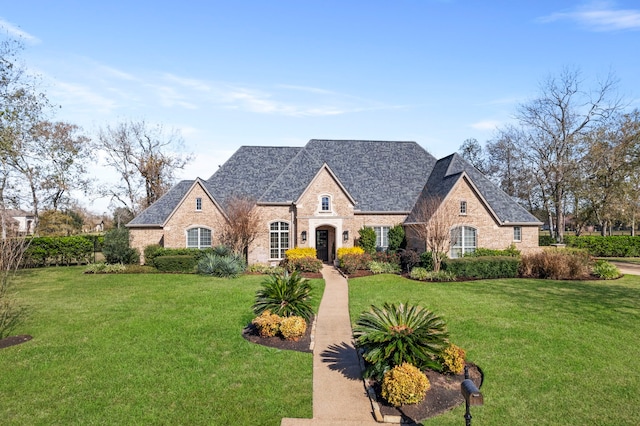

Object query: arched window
[450,226,476,258]
[186,227,212,249]
[270,221,290,259]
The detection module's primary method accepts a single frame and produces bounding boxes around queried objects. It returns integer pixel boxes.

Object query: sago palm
[253,271,314,321]
[353,302,449,379]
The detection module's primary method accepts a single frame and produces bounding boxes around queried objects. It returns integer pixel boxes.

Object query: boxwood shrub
[564,235,640,257]
[444,256,520,279]
[153,255,197,273]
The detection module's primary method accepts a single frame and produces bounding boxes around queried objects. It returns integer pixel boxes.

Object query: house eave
[354,210,410,215]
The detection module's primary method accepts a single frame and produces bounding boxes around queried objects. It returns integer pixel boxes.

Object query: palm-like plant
[253,271,314,321]
[353,302,449,380]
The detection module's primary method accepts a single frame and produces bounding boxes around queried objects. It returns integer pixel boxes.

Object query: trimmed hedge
[444,256,520,279]
[23,235,101,267]
[153,255,198,273]
[145,247,213,265]
[539,235,554,246]
[564,235,640,257]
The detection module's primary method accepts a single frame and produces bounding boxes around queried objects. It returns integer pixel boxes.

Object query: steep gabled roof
[408,153,541,225]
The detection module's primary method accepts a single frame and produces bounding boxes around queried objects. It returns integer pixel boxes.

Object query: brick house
[127,139,541,264]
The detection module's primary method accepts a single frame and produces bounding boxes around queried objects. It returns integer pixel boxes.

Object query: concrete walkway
[281,265,378,426]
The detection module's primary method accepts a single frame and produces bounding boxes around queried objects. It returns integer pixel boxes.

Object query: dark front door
[316,230,329,262]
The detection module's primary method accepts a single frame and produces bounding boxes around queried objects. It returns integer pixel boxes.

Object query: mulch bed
[371,363,483,424]
[242,318,314,353]
[0,334,33,350]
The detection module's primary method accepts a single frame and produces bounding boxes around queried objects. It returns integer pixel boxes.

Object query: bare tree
[406,196,458,272]
[0,234,27,338]
[97,120,192,215]
[458,138,487,174]
[218,196,262,258]
[513,67,622,242]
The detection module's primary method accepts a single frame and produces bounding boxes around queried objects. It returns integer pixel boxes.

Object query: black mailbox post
[460,366,483,426]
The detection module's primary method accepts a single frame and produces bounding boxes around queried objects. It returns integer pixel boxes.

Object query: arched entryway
[315,225,336,263]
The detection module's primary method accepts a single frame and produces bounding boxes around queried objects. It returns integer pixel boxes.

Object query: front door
[316,230,329,262]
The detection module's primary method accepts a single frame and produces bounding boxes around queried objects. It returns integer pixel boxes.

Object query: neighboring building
[1,209,35,236]
[127,139,541,264]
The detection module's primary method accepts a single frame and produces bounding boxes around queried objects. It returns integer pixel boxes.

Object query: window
[460,200,467,215]
[270,221,290,259]
[514,226,522,242]
[321,196,331,212]
[450,226,476,258]
[373,226,390,249]
[196,197,202,211]
[186,227,212,249]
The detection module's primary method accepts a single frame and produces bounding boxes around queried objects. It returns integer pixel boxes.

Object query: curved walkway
[610,261,640,276]
[281,265,378,425]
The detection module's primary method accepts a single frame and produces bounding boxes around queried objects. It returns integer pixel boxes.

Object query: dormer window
[196,197,202,211]
[321,196,331,212]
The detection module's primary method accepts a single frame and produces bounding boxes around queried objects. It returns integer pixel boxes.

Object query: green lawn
[348,274,640,425]
[0,267,324,425]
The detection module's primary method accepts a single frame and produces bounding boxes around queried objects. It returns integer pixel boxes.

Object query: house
[127,139,542,264]
[1,209,35,237]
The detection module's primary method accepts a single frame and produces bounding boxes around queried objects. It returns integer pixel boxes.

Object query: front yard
[349,274,640,425]
[0,268,323,425]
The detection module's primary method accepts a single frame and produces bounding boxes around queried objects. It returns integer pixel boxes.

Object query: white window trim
[450,225,477,258]
[195,197,202,211]
[373,225,391,250]
[185,226,212,249]
[460,200,467,215]
[319,195,332,213]
[269,221,291,260]
[513,226,522,242]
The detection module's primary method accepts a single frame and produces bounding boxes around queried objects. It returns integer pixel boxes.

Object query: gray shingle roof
[128,140,540,226]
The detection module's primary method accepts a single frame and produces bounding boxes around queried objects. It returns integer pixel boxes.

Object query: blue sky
[1,1,640,213]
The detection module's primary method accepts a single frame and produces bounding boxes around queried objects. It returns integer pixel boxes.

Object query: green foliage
[565,235,640,257]
[387,224,406,253]
[339,252,372,274]
[154,255,197,273]
[103,227,139,264]
[281,256,323,273]
[466,244,520,257]
[419,251,435,271]
[440,343,466,375]
[196,252,246,278]
[251,310,282,337]
[368,261,401,274]
[247,263,286,275]
[253,271,314,321]
[592,260,621,280]
[145,247,213,264]
[143,244,163,263]
[23,235,96,267]
[212,245,232,257]
[358,226,377,254]
[445,256,520,279]
[353,302,450,380]
[279,315,307,341]
[409,267,457,282]
[539,235,555,246]
[381,363,430,407]
[520,249,592,280]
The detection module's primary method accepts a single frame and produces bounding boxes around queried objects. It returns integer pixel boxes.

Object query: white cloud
[539,1,640,31]
[0,18,40,44]
[470,120,501,131]
[52,80,119,114]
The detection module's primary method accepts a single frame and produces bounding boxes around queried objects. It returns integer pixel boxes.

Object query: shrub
[387,224,406,253]
[353,302,449,380]
[143,244,163,264]
[84,262,127,274]
[285,247,317,260]
[520,249,591,280]
[281,256,323,273]
[251,310,282,337]
[564,235,640,257]
[399,249,420,273]
[247,263,286,275]
[539,235,555,246]
[197,252,246,277]
[340,253,371,274]
[419,251,435,271]
[445,256,520,279]
[381,363,430,407]
[23,235,96,267]
[368,261,401,275]
[358,227,377,254]
[592,260,621,280]
[154,255,197,273]
[103,228,140,264]
[372,251,400,266]
[279,316,307,341]
[440,343,466,375]
[409,267,457,282]
[466,244,520,257]
[337,246,365,260]
[253,271,314,321]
